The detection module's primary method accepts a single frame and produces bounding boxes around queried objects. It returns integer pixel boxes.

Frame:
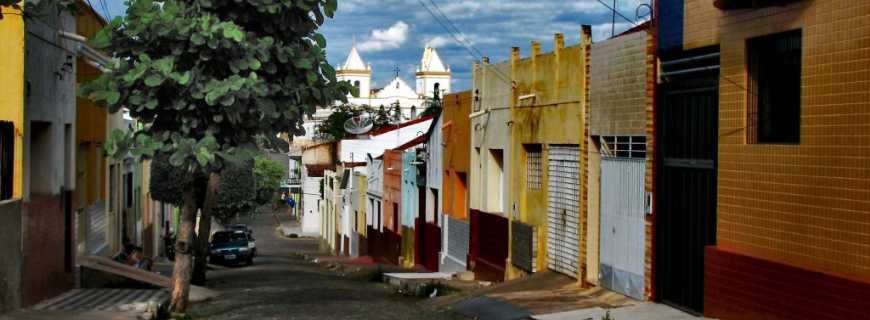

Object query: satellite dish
[344,114,374,135]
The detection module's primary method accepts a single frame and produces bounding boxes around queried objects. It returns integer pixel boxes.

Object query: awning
[57,30,112,72]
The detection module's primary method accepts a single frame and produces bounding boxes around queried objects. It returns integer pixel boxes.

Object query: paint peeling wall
[506,29,591,281]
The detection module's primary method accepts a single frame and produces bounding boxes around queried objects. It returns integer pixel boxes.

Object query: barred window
[525,144,542,190]
[600,136,646,159]
[0,121,13,200]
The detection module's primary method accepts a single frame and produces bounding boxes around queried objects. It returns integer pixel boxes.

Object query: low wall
[705,245,870,320]
[440,216,469,273]
[0,199,22,313]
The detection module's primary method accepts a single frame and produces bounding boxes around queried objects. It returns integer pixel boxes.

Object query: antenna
[344,114,374,135]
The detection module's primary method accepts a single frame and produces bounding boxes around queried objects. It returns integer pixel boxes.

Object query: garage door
[546,145,581,277]
[600,157,646,300]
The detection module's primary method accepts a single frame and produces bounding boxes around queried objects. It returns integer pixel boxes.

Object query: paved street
[186,212,461,320]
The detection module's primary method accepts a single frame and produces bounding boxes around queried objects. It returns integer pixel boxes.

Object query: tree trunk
[169,186,198,313]
[192,173,221,285]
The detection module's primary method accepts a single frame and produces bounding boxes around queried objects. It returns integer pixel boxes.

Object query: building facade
[506,28,592,284]
[587,24,655,300]
[439,92,472,274]
[468,59,512,281]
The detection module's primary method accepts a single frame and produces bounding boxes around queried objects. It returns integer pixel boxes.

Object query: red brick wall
[21,194,73,306]
[705,245,870,320]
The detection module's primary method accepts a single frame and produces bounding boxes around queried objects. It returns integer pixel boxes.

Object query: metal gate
[656,53,719,313]
[546,145,581,277]
[600,158,646,300]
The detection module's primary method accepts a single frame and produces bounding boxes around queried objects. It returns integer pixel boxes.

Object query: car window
[212,232,247,244]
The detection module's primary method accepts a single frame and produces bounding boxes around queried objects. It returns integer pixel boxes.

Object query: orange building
[439,92,472,273]
[656,0,870,318]
[74,0,110,258]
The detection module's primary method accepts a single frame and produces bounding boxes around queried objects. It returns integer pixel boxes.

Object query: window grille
[525,145,542,190]
[0,121,13,200]
[600,136,646,159]
[747,29,802,144]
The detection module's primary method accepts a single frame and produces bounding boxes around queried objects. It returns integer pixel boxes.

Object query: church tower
[415,46,451,99]
[337,43,372,99]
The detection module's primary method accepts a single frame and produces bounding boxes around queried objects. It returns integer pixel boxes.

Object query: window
[0,121,13,200]
[600,136,646,159]
[433,83,441,99]
[524,144,542,190]
[410,106,417,119]
[747,30,802,144]
[354,80,360,88]
[109,165,117,210]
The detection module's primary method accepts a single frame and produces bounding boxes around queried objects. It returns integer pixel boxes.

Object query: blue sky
[98,0,650,91]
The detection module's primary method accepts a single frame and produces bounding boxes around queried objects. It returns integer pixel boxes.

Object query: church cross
[394,65,400,78]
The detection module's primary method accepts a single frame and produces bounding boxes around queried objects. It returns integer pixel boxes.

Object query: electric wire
[415,0,512,86]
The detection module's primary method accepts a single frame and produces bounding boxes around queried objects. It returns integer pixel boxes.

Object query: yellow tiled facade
[686,0,870,279]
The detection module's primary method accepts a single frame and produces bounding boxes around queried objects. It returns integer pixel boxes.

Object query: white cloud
[424,35,452,48]
[358,21,410,52]
[591,21,633,42]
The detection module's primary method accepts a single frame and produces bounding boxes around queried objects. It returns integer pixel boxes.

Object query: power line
[595,0,637,26]
[415,0,512,85]
[427,0,485,58]
[99,0,112,21]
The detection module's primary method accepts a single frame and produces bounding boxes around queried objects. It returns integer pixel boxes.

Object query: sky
[97,0,650,91]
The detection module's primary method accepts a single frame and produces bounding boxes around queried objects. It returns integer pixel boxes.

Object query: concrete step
[78,255,219,302]
[2,289,167,320]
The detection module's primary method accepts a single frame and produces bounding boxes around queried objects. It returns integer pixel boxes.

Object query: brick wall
[705,245,870,320]
[713,0,870,281]
[590,31,649,136]
[682,0,721,50]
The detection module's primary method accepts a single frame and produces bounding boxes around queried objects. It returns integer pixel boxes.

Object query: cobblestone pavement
[187,212,462,320]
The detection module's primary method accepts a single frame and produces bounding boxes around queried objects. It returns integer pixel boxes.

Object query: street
[186,213,460,320]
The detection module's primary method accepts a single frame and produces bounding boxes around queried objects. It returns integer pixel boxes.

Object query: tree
[212,159,256,225]
[419,94,441,118]
[316,103,361,141]
[80,0,351,313]
[253,155,286,205]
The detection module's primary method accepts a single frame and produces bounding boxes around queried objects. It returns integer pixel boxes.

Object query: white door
[599,158,646,299]
[547,145,581,277]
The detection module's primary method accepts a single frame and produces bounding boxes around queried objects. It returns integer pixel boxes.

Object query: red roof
[392,135,426,151]
[369,115,435,137]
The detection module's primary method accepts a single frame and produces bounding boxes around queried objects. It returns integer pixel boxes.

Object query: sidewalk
[424,271,707,320]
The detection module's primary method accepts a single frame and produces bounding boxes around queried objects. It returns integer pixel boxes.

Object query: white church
[335,44,452,121]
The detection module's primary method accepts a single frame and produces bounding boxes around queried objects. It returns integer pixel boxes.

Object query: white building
[335,45,451,122]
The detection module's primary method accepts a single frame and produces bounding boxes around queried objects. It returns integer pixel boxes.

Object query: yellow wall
[356,172,367,236]
[0,6,25,199]
[506,29,591,280]
[75,0,108,207]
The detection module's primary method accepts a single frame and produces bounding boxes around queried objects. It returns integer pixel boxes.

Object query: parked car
[209,230,254,266]
[226,224,256,256]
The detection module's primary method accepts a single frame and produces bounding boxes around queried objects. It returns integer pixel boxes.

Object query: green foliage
[419,95,441,118]
[213,160,256,225]
[253,155,286,204]
[316,104,392,141]
[149,152,190,206]
[80,0,353,174]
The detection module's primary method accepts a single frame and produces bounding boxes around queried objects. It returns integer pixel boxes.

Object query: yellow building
[0,2,26,313]
[0,2,25,201]
[506,28,591,282]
